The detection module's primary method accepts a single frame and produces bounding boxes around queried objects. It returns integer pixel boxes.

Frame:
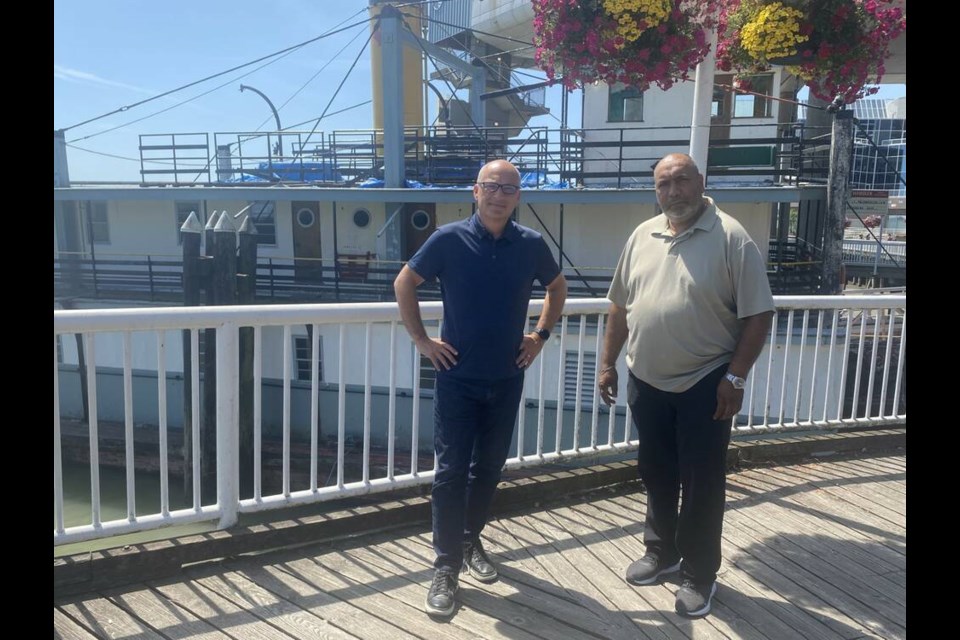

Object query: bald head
[478,159,521,184]
[653,154,702,180]
[654,153,706,232]
[473,158,522,238]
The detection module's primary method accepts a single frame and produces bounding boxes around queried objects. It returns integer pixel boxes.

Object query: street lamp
[239,84,283,157]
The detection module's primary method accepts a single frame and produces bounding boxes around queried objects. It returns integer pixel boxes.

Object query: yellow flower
[740,2,809,61]
[603,0,671,43]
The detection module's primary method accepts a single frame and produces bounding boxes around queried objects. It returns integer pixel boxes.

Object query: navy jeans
[627,364,732,584]
[431,372,525,570]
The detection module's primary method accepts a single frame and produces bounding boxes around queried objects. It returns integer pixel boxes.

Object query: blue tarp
[224,161,342,183]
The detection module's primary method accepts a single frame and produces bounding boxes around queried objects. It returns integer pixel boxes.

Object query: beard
[661,199,704,225]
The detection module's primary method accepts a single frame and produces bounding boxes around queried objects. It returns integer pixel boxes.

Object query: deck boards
[54,452,906,640]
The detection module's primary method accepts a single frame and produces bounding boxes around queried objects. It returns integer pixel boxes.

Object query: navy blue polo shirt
[407,213,561,381]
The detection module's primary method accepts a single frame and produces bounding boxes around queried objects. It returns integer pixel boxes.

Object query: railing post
[216,321,240,529]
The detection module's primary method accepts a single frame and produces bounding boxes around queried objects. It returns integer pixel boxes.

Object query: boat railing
[55,295,905,546]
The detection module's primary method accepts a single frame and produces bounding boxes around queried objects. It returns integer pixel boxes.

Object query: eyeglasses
[477,182,520,195]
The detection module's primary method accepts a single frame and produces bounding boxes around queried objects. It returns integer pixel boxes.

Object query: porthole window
[411,209,431,231]
[296,207,315,228]
[353,208,370,228]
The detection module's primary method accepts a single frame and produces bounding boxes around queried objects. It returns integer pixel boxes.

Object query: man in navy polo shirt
[395,159,567,617]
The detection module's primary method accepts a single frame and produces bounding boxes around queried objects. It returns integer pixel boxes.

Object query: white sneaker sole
[676,582,717,617]
[425,596,456,617]
[464,562,499,583]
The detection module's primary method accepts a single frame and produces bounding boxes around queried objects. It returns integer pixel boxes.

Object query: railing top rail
[54,296,905,334]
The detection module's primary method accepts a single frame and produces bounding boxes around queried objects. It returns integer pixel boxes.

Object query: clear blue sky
[54,0,904,183]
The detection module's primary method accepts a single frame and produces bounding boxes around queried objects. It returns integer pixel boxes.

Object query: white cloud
[54,64,154,95]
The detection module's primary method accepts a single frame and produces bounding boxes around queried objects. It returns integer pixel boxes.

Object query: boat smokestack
[368,1,424,132]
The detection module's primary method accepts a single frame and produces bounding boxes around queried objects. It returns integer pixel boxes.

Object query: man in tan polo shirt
[598,153,774,618]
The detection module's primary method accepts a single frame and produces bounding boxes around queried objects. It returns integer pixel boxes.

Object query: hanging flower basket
[533,0,721,92]
[716,0,906,105]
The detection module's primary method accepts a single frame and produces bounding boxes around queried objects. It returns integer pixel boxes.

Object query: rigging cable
[60,17,372,135]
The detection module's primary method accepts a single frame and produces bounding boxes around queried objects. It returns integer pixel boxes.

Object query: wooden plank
[714,563,845,640]
[480,518,604,607]
[342,534,556,640]
[58,596,166,639]
[728,470,900,557]
[195,566,376,640]
[787,459,907,507]
[105,586,230,639]
[387,533,609,640]
[307,539,501,640]
[151,577,300,639]
[802,463,907,512]
[721,506,905,639]
[238,552,417,638]
[727,474,903,576]
[507,509,681,640]
[482,514,650,639]
[723,486,906,607]
[758,470,907,541]
[53,608,100,640]
[583,494,850,640]
[549,503,757,640]
[354,532,565,640]
[826,458,907,491]
[606,492,874,640]
[389,527,642,640]
[745,467,907,545]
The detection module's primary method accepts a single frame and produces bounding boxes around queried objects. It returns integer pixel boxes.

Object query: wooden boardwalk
[54,453,906,639]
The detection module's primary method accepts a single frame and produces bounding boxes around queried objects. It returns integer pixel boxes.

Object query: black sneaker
[463,539,498,583]
[625,553,682,585]
[675,579,717,617]
[425,567,459,617]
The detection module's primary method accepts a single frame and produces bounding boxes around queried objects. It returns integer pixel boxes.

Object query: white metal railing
[842,238,906,266]
[54,295,905,545]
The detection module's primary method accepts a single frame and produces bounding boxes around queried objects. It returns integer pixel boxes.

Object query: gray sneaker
[625,553,682,585]
[675,579,717,617]
[463,539,498,583]
[425,567,459,617]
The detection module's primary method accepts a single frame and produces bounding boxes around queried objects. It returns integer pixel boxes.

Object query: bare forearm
[728,311,774,377]
[600,304,628,369]
[536,275,568,332]
[394,268,429,344]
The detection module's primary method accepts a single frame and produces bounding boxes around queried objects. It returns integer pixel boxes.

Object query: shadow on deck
[55,429,905,640]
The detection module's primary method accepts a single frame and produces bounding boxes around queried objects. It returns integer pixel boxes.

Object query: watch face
[536,328,550,340]
[727,373,745,389]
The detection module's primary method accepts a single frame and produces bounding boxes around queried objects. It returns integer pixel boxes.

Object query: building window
[711,86,725,117]
[608,84,643,122]
[176,201,205,245]
[733,74,773,118]
[84,201,110,244]
[249,201,277,245]
[563,350,597,410]
[294,335,324,382]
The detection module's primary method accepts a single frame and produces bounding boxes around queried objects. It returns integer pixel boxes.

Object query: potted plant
[533,0,721,91]
[716,0,906,104]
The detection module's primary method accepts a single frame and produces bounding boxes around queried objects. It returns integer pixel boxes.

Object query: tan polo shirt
[607,197,774,392]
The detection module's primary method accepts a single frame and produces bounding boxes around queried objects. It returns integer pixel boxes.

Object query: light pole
[240,84,283,157]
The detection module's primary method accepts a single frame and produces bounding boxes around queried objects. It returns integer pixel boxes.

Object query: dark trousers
[627,365,732,584]
[432,373,525,570]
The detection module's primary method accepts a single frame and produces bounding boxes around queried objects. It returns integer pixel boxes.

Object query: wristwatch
[534,327,551,342]
[724,372,746,390]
